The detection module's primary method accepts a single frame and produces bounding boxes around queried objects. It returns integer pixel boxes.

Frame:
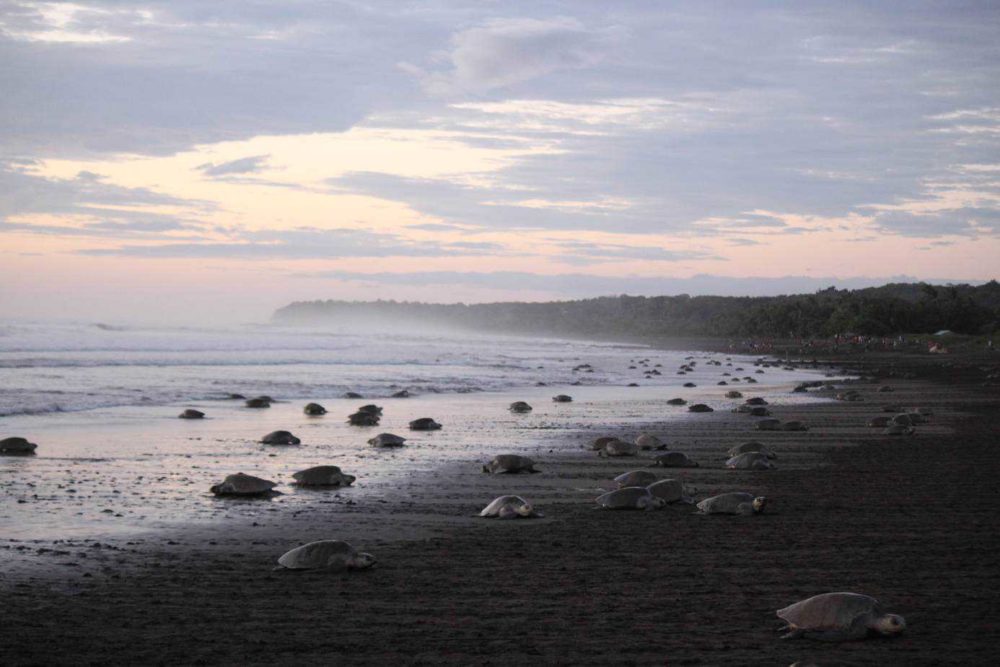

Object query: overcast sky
[1,1,998,324]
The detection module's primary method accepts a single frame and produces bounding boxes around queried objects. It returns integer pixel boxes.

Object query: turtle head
[349,552,377,570]
[752,496,767,513]
[515,503,535,517]
[873,613,906,635]
[342,474,357,486]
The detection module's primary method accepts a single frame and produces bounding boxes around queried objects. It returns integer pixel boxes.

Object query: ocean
[0,321,837,542]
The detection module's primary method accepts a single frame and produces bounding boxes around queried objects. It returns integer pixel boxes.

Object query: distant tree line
[272,281,1000,339]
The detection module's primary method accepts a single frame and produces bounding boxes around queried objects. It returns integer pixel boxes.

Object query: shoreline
[2,348,999,665]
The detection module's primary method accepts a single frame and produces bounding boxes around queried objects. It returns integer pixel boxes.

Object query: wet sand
[2,352,1000,665]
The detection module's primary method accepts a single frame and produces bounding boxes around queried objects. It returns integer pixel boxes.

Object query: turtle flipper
[780,628,806,640]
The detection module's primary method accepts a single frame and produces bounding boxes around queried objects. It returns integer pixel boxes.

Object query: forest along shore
[2,351,1000,665]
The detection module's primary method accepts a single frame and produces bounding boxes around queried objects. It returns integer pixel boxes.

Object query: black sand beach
[3,351,1000,665]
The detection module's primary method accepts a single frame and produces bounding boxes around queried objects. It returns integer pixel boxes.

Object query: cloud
[76,226,506,259]
[408,17,615,96]
[872,207,999,237]
[196,154,270,177]
[0,160,205,219]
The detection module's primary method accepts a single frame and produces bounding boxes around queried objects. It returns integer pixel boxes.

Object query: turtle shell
[368,433,406,447]
[210,473,277,496]
[777,592,881,631]
[277,540,358,570]
[292,465,355,487]
[614,470,657,488]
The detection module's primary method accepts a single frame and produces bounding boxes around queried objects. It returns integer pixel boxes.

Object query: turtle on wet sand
[276,540,375,571]
[776,592,906,642]
[595,486,665,510]
[696,492,766,515]
[368,433,406,447]
[292,466,355,487]
[478,495,542,519]
[482,454,539,474]
[210,473,278,497]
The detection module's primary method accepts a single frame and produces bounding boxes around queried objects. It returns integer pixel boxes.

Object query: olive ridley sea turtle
[776,592,906,642]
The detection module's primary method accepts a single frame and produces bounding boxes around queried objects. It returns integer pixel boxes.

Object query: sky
[1,1,998,324]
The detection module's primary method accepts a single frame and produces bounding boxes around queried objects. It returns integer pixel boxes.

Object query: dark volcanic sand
[3,353,1000,666]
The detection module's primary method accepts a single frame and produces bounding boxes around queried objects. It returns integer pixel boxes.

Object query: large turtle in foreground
[292,466,355,487]
[478,495,542,519]
[595,487,665,510]
[696,492,766,515]
[276,540,375,571]
[210,473,278,497]
[482,454,539,474]
[0,436,38,455]
[776,592,906,641]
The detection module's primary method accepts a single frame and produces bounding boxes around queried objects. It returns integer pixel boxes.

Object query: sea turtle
[725,390,743,399]
[303,403,327,416]
[409,417,442,431]
[755,418,782,431]
[552,395,573,403]
[697,492,766,515]
[348,411,380,426]
[179,409,204,419]
[478,495,542,519]
[646,478,692,504]
[635,433,664,451]
[782,420,809,432]
[343,392,363,399]
[776,592,906,641]
[591,436,618,451]
[0,436,37,455]
[683,382,697,388]
[666,398,687,406]
[292,465,356,487]
[745,397,769,406]
[509,401,533,413]
[748,407,771,417]
[368,433,406,447]
[904,412,925,425]
[391,390,411,398]
[726,452,776,470]
[891,414,914,427]
[261,430,301,445]
[598,440,639,457]
[726,441,777,459]
[595,487,666,510]
[276,540,375,571]
[688,404,714,413]
[868,416,891,428]
[482,454,539,474]
[651,451,699,468]
[614,470,657,488]
[911,407,933,417]
[357,404,383,415]
[245,397,271,408]
[877,385,894,393]
[210,473,278,497]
